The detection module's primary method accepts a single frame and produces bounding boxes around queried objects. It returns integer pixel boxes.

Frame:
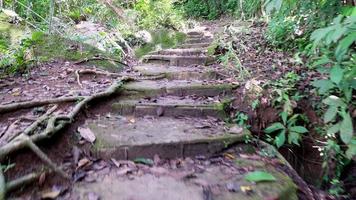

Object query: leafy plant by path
[244,171,276,182]
[265,112,308,148]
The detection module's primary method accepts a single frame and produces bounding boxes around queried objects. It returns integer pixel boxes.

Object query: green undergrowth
[134,30,186,58]
[33,34,122,71]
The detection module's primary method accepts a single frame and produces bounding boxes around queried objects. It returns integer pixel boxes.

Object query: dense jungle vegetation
[0,0,355,198]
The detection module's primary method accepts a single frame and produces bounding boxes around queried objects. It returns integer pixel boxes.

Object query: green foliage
[134,0,182,30]
[179,0,264,20]
[265,112,308,148]
[244,171,276,182]
[134,30,186,58]
[265,0,343,50]
[0,31,42,75]
[310,15,355,159]
[178,0,239,19]
[233,112,249,128]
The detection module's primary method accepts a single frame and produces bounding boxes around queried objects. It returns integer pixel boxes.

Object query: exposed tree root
[73,56,128,67]
[0,77,132,196]
[23,135,70,179]
[0,97,84,114]
[1,106,58,146]
[6,171,43,192]
[75,68,122,88]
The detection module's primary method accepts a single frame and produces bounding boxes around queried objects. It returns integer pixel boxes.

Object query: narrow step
[112,95,230,119]
[186,31,204,37]
[177,42,211,49]
[133,65,222,80]
[86,115,249,159]
[73,156,297,200]
[141,55,214,66]
[185,37,213,44]
[122,80,238,98]
[149,48,207,56]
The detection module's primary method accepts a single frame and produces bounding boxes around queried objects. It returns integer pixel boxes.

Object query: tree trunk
[48,0,55,34]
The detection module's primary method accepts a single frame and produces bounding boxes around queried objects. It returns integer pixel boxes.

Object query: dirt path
[2,26,300,200]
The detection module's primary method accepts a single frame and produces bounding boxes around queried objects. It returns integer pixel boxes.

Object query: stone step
[141,54,214,66]
[73,156,297,200]
[177,42,211,49]
[133,65,222,80]
[149,48,207,56]
[185,37,213,44]
[186,31,204,36]
[87,115,249,159]
[112,96,231,119]
[122,80,238,98]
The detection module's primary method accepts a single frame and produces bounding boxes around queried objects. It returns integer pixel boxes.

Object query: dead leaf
[116,167,132,176]
[78,127,96,143]
[41,188,61,199]
[240,185,253,193]
[111,158,121,168]
[77,158,91,169]
[224,153,235,160]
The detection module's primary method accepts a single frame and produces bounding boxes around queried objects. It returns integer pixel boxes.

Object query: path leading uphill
[68,27,298,200]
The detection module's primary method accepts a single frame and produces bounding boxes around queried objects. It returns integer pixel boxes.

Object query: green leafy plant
[265,112,308,148]
[310,15,355,159]
[244,171,276,182]
[233,112,249,128]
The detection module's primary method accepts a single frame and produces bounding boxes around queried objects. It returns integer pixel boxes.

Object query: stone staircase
[73,28,298,200]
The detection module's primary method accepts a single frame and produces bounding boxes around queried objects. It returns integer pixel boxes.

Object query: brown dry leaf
[41,189,61,199]
[111,158,121,168]
[129,118,136,123]
[240,185,253,193]
[224,153,235,160]
[77,157,91,169]
[78,127,96,143]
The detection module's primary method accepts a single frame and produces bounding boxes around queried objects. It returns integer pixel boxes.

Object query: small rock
[228,125,243,134]
[226,182,239,192]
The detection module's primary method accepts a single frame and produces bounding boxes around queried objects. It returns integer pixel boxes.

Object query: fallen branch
[74,56,128,67]
[0,96,85,114]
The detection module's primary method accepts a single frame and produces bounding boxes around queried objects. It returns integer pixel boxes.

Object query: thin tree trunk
[48,0,55,34]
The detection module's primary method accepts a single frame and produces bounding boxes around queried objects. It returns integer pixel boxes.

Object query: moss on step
[135,30,187,58]
[32,34,123,71]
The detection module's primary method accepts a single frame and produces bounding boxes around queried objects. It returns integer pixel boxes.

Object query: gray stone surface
[122,80,237,97]
[87,116,248,159]
[72,159,297,200]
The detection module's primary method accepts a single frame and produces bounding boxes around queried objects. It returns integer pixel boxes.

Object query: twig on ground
[75,70,83,88]
[0,96,85,114]
[73,56,128,67]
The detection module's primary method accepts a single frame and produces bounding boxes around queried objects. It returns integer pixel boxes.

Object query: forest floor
[0,20,332,200]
